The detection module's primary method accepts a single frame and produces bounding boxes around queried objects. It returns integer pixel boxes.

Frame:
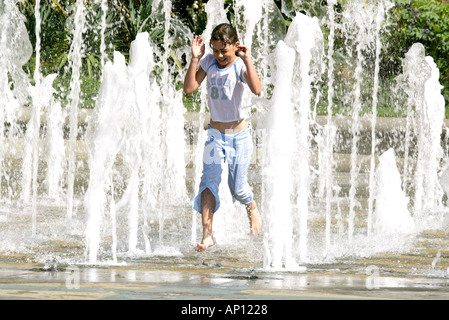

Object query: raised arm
[183,35,207,94]
[237,44,262,96]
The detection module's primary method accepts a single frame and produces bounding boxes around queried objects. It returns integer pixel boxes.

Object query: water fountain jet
[0,0,447,274]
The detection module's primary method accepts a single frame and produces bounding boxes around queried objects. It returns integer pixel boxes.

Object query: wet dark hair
[210,23,239,47]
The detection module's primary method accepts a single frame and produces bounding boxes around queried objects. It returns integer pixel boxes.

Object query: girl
[183,23,262,252]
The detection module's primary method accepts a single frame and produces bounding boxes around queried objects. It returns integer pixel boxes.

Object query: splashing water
[372,148,415,236]
[399,43,446,224]
[262,40,297,270]
[0,0,447,273]
[260,12,324,269]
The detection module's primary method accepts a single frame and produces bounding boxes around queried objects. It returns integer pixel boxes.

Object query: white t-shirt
[199,54,247,122]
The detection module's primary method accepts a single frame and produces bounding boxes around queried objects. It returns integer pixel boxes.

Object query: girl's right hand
[192,35,205,60]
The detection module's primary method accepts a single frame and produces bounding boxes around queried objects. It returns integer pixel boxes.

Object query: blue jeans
[193,125,254,213]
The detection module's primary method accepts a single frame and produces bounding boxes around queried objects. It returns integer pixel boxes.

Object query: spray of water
[261,12,323,269]
[66,0,86,227]
[0,0,448,269]
[399,43,445,223]
[84,0,191,262]
[372,148,415,236]
[262,40,297,270]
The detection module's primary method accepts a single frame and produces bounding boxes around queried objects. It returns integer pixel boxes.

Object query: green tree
[385,0,449,107]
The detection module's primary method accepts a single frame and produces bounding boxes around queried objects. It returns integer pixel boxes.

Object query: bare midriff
[209,118,248,134]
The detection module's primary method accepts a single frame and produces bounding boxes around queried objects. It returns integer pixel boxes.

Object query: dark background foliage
[16,0,449,112]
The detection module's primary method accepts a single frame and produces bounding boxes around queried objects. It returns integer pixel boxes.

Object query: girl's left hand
[236,45,251,60]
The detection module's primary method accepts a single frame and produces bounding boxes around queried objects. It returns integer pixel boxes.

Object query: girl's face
[211,39,239,69]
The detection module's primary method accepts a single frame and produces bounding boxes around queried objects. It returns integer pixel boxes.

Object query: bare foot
[195,234,215,252]
[246,201,261,235]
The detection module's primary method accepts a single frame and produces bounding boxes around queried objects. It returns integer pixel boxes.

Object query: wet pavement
[1,260,449,301]
[1,205,449,304]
